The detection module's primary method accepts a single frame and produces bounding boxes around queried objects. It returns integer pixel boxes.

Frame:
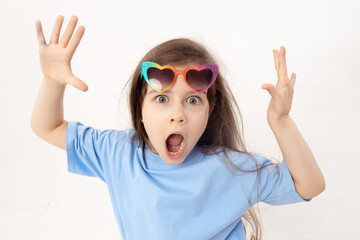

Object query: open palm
[262,46,296,122]
[35,15,88,92]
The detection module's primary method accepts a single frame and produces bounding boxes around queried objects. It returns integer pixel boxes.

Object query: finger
[273,49,279,72]
[67,25,85,55]
[50,15,64,44]
[273,49,282,87]
[68,75,88,92]
[290,73,296,89]
[59,15,78,47]
[35,20,46,46]
[279,46,288,78]
[261,83,278,99]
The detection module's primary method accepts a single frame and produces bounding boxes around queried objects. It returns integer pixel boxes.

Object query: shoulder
[205,148,277,172]
[67,121,137,145]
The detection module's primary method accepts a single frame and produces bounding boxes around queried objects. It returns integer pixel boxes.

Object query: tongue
[166,134,183,153]
[166,134,183,146]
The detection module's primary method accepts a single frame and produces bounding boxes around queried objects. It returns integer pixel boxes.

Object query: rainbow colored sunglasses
[140,61,218,94]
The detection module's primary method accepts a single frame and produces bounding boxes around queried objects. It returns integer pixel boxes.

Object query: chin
[161,151,187,165]
[164,158,185,165]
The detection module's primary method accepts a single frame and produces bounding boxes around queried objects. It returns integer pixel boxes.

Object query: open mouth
[165,133,185,159]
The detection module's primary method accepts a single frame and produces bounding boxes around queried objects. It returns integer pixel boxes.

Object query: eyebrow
[148,89,207,95]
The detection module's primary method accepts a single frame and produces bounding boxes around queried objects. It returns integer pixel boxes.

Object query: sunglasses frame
[140,61,218,94]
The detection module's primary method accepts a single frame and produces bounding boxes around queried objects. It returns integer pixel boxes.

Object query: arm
[31,15,87,150]
[262,46,326,200]
[269,115,325,199]
[31,77,68,150]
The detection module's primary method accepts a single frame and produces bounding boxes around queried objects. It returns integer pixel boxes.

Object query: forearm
[31,76,66,134]
[269,115,326,198]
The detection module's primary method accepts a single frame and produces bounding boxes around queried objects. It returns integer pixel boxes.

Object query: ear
[209,104,215,116]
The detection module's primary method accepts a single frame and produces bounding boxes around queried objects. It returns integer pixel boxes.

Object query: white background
[1,0,359,239]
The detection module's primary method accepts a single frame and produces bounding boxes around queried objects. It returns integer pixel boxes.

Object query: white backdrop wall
[0,0,359,239]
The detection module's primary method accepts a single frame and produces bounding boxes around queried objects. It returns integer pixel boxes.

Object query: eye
[155,95,168,103]
[187,96,200,105]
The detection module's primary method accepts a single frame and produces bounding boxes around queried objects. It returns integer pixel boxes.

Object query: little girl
[31,15,326,240]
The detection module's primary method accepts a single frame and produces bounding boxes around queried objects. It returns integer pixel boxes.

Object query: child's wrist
[43,76,66,88]
[268,114,292,130]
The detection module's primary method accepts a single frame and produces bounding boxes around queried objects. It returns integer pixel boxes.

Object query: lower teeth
[169,140,184,155]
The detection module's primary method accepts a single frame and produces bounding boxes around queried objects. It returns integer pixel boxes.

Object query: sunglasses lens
[186,69,213,92]
[147,67,174,91]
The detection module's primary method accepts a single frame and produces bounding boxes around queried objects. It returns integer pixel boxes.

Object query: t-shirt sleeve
[66,121,115,182]
[254,154,312,205]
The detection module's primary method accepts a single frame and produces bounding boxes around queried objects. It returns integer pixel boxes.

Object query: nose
[169,103,187,124]
[168,73,188,124]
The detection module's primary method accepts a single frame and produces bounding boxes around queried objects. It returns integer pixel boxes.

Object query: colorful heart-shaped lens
[186,69,213,92]
[147,67,174,91]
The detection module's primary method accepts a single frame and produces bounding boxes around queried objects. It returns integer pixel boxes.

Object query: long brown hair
[124,38,279,240]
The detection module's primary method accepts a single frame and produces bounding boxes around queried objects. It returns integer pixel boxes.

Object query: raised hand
[261,46,296,122]
[35,15,88,92]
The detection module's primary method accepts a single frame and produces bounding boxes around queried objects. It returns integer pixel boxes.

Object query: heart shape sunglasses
[140,61,218,94]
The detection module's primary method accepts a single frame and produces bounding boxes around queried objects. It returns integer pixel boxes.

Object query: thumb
[261,83,277,98]
[68,75,88,92]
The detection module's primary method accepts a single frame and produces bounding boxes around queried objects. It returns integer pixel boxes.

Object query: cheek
[142,108,157,131]
[188,108,209,136]
[142,98,155,122]
[143,104,166,125]
[142,103,164,142]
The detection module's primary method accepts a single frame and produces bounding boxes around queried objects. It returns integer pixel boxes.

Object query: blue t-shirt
[66,121,312,240]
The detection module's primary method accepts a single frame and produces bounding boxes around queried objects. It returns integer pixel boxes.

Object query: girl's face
[141,64,214,165]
